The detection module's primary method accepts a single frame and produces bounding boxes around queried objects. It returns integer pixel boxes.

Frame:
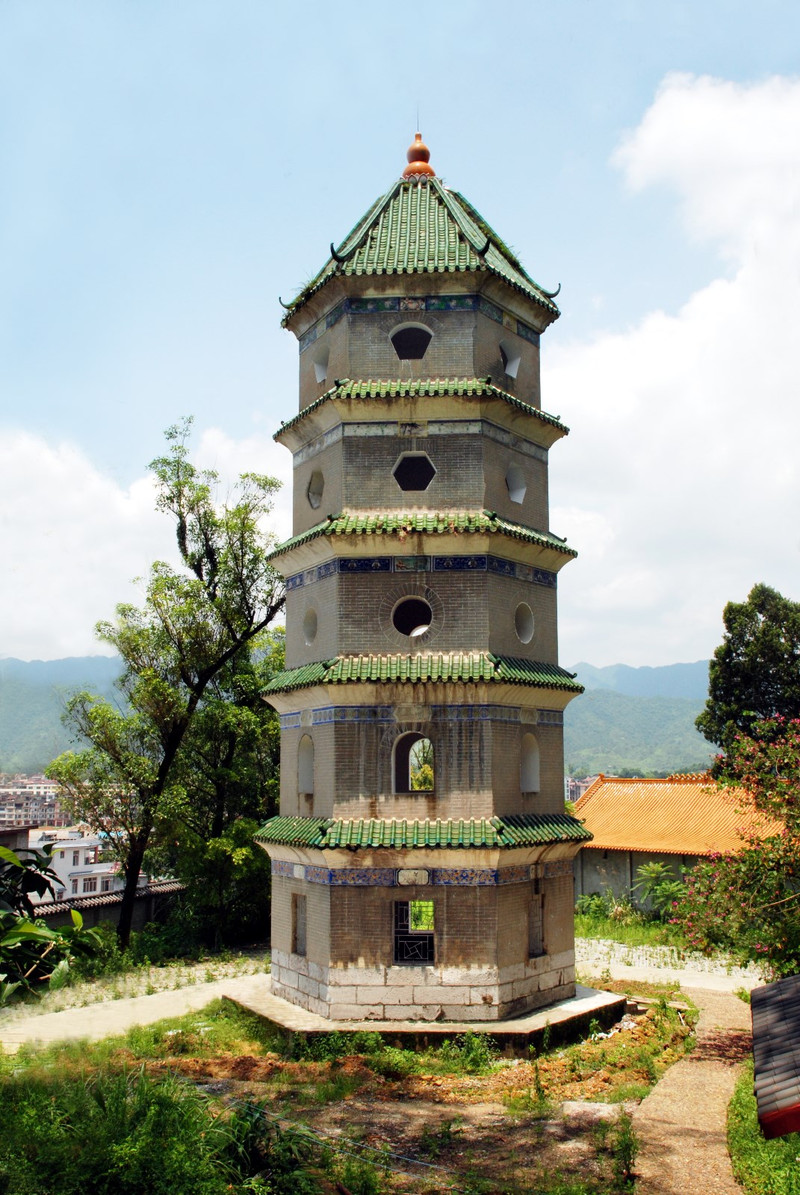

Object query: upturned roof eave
[262,652,583,701]
[263,675,582,715]
[265,511,577,573]
[255,812,591,850]
[273,378,569,450]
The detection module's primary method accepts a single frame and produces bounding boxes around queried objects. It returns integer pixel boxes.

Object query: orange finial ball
[403,132,435,178]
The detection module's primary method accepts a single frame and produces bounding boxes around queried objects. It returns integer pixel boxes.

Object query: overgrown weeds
[728,1061,800,1194]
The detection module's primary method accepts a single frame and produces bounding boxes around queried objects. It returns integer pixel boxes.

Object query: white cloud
[1,429,292,660]
[551,73,800,666]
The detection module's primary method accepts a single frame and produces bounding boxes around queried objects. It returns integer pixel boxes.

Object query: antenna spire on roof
[403,131,435,179]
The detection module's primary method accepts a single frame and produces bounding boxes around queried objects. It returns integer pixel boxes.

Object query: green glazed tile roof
[263,653,582,695]
[268,509,575,562]
[275,377,567,438]
[255,813,591,849]
[282,177,560,323]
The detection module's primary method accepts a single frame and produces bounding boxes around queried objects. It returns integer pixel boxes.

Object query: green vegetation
[0,992,695,1194]
[0,844,103,1005]
[728,1062,800,1195]
[697,583,800,755]
[575,891,689,949]
[47,420,284,948]
[673,716,800,978]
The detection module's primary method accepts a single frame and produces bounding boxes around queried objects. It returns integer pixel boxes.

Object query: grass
[575,912,689,948]
[728,1061,800,1194]
[0,986,695,1194]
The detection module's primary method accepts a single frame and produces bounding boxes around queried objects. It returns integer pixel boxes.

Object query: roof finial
[403,131,435,179]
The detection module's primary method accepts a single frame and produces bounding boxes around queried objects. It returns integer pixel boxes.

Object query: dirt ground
[132,1007,693,1193]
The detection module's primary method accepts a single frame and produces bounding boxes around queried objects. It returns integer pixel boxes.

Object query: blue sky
[3,1,800,664]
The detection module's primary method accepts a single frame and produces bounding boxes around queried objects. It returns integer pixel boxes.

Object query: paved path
[0,975,268,1054]
[632,987,753,1195]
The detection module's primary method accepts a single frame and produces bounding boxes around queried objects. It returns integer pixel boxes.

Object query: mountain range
[0,655,714,778]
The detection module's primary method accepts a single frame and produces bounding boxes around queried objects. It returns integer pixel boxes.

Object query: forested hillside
[0,656,714,777]
[0,657,121,772]
[563,689,713,777]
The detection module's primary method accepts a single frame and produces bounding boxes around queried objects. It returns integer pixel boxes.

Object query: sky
[3,1,800,666]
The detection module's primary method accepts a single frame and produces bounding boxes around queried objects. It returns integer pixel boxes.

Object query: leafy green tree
[164,630,284,945]
[697,584,800,754]
[675,716,800,977]
[47,421,284,948]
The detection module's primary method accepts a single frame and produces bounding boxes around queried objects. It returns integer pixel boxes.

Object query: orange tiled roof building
[573,774,779,902]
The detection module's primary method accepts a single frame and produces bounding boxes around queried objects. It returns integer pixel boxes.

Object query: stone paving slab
[632,988,754,1195]
[227,976,626,1044]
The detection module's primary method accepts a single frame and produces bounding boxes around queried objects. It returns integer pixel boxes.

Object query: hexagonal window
[505,462,526,504]
[307,470,324,510]
[499,339,521,379]
[393,453,436,492]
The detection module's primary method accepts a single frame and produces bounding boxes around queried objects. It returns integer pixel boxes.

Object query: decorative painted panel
[270,859,542,888]
[298,294,540,352]
[287,555,557,591]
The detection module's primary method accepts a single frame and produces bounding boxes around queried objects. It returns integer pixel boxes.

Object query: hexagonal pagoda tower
[256,135,590,1022]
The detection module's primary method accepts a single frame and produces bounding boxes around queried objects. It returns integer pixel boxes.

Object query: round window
[514,602,535,644]
[303,608,318,645]
[392,597,433,638]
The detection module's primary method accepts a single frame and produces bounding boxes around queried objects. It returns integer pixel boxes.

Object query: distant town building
[0,774,68,827]
[29,827,132,903]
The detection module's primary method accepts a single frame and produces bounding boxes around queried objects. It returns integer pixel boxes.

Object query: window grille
[394,900,435,964]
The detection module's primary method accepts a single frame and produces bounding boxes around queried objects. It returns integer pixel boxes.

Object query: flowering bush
[673,718,800,978]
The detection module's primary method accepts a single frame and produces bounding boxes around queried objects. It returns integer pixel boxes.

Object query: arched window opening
[390,324,432,360]
[298,734,315,799]
[394,732,434,793]
[514,602,535,644]
[520,732,540,794]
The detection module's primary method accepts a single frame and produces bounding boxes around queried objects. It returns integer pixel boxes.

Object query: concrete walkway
[0,974,268,1054]
[632,987,753,1195]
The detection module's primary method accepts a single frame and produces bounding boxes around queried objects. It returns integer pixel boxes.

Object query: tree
[163,629,284,946]
[696,584,800,754]
[47,421,285,948]
[675,716,800,978]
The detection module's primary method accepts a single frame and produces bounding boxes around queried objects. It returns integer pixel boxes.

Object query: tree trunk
[117,835,148,951]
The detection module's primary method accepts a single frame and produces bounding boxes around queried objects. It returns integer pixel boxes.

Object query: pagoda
[256,135,589,1022]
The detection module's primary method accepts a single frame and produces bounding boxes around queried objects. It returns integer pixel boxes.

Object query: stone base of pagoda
[270,949,575,1022]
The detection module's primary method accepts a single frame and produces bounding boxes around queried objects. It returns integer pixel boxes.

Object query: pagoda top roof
[281,165,560,325]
